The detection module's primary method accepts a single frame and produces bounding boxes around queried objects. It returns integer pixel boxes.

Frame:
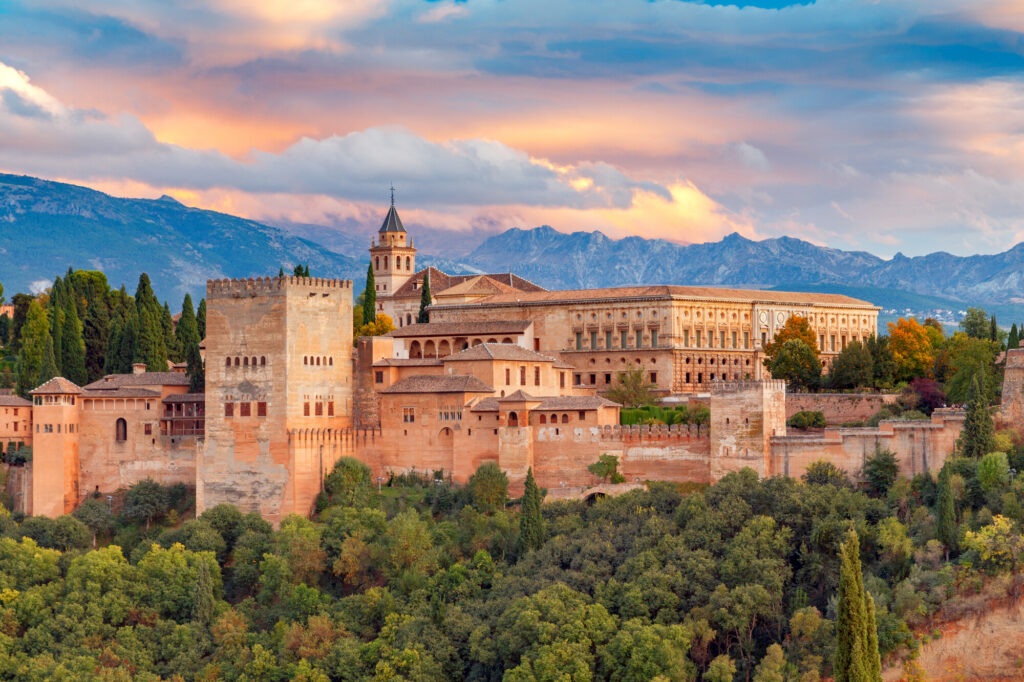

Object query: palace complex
[10,200,1014,524]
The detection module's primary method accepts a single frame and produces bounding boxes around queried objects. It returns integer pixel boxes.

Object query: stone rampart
[206,276,353,298]
[786,392,898,424]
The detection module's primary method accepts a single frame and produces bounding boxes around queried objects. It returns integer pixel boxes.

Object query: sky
[1,0,1024,257]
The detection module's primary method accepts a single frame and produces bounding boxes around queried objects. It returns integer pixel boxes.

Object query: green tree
[752,643,789,682]
[587,453,626,483]
[606,367,657,407]
[943,333,999,404]
[60,291,87,385]
[990,314,998,343]
[8,292,33,354]
[175,294,200,361]
[865,335,896,387]
[829,339,874,389]
[196,298,207,340]
[192,559,216,624]
[362,263,376,326]
[960,307,990,338]
[16,300,58,396]
[48,276,65,375]
[520,467,545,551]
[324,457,374,508]
[134,274,168,371]
[417,271,432,323]
[802,460,848,487]
[862,446,899,497]
[468,462,508,513]
[833,530,882,682]
[1009,323,1020,350]
[0,312,9,346]
[765,339,821,391]
[186,335,204,392]
[123,478,169,529]
[936,466,957,557]
[958,372,995,458]
[977,451,1010,494]
[73,497,115,548]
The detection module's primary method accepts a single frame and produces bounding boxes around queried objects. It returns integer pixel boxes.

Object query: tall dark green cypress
[60,292,87,385]
[833,530,881,682]
[196,299,206,340]
[1010,323,1019,351]
[161,302,178,363]
[48,277,64,375]
[520,467,544,551]
[192,560,215,624]
[417,271,432,324]
[134,274,167,371]
[936,465,957,558]
[186,336,204,393]
[104,320,123,376]
[174,294,200,362]
[363,263,377,325]
[16,300,56,396]
[958,371,994,458]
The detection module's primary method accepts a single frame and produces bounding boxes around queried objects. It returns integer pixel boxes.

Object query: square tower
[29,377,82,517]
[369,199,416,304]
[198,276,353,525]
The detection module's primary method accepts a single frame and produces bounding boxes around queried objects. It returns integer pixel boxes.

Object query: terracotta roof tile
[372,358,444,367]
[535,395,620,410]
[444,343,559,363]
[0,394,31,406]
[29,377,82,395]
[82,387,161,399]
[431,285,876,308]
[84,372,190,390]
[387,320,532,338]
[499,390,538,402]
[381,374,494,394]
[163,393,205,403]
[470,397,500,411]
[390,268,546,300]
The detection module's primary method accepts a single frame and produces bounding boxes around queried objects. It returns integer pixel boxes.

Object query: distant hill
[0,174,363,302]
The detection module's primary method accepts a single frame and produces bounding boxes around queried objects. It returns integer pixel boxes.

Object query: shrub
[977,452,1010,494]
[802,460,848,487]
[787,411,826,429]
[863,446,899,497]
[468,463,508,513]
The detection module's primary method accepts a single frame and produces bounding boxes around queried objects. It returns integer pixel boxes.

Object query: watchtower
[1000,348,1024,427]
[198,276,353,525]
[368,188,416,306]
[709,379,786,481]
[28,377,82,517]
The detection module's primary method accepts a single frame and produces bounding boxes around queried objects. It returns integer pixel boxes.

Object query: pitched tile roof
[443,343,559,363]
[82,387,161,399]
[0,394,31,407]
[470,394,620,411]
[380,375,494,394]
[387,320,532,338]
[163,393,205,403]
[470,397,500,411]
[84,372,190,390]
[372,358,444,367]
[30,377,82,395]
[389,267,545,300]
[499,390,538,402]
[379,204,406,233]
[431,285,876,308]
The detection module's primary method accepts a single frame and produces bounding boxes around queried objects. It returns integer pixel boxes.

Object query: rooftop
[82,387,161,399]
[471,394,619,411]
[30,377,82,395]
[378,204,405,233]
[163,393,205,403]
[444,343,560,363]
[0,394,31,407]
[387,320,532,338]
[372,358,443,367]
[390,267,545,300]
[381,374,494,394]
[431,285,877,308]
[84,372,190,390]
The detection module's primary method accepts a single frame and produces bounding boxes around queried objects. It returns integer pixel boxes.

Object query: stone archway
[438,340,452,357]
[410,341,423,358]
[508,411,519,427]
[424,340,436,358]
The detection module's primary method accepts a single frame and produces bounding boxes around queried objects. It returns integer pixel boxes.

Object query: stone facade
[999,348,1024,427]
[0,394,31,452]
[198,276,353,526]
[786,392,899,425]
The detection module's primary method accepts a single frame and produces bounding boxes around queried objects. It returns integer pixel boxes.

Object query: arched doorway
[115,418,127,442]
[508,411,519,427]
[438,340,451,357]
[410,341,423,358]
[424,340,437,358]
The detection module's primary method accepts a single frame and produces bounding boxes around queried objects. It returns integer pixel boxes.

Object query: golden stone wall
[30,397,79,517]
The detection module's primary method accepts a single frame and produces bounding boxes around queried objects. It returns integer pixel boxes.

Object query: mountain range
[2,173,1023,325]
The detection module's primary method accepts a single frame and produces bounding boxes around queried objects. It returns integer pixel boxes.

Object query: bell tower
[369,187,416,306]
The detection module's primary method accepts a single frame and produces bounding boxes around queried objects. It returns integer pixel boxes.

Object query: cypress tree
[833,529,881,682]
[1010,323,1019,351]
[61,292,87,385]
[186,336,204,393]
[48,277,64,375]
[363,263,376,325]
[958,371,994,458]
[304,265,311,278]
[134,274,167,371]
[16,300,56,396]
[175,294,200,361]
[116,313,139,375]
[104,320,123,376]
[0,314,9,347]
[192,560,216,624]
[520,467,544,551]
[196,299,206,340]
[936,466,957,558]
[161,302,178,363]
[865,590,882,681]
[990,315,998,343]
[417,271,432,323]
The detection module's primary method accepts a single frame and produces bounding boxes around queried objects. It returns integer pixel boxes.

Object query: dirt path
[883,596,1024,681]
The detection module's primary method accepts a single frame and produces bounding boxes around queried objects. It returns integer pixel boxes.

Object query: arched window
[539,414,547,424]
[551,413,558,422]
[407,314,412,326]
[384,256,388,269]
[375,257,379,269]
[251,357,256,366]
[115,418,127,442]
[329,357,333,366]
[243,357,249,366]
[406,256,411,269]
[304,356,308,365]
[225,357,231,367]
[316,357,321,366]
[260,356,266,366]
[234,357,240,366]
[561,414,569,424]
[508,411,519,428]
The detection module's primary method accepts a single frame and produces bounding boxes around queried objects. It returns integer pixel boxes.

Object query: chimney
[132,363,146,375]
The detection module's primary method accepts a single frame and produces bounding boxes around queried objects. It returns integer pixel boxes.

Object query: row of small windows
[225,402,269,418]
[303,402,336,417]
[575,329,659,350]
[576,372,658,386]
[227,356,266,367]
[577,309,658,321]
[681,330,750,350]
[33,395,75,406]
[37,423,77,434]
[683,357,752,366]
[303,356,334,367]
[374,255,412,271]
[683,372,751,384]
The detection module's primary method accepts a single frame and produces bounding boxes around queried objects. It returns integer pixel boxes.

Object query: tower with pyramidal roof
[368,186,416,311]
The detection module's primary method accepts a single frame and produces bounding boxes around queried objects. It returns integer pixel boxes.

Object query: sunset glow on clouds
[2,0,1024,256]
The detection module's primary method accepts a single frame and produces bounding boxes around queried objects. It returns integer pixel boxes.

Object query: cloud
[731,142,771,171]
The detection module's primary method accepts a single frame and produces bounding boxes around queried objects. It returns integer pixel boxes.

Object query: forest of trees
[0,425,1023,680]
[0,269,208,397]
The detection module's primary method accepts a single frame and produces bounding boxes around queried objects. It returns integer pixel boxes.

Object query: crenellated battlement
[207,276,353,298]
[598,423,708,441]
[712,379,787,394]
[288,426,381,444]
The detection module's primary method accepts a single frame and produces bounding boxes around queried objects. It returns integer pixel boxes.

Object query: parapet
[207,276,353,298]
[598,423,707,441]
[711,379,787,394]
[1006,348,1024,369]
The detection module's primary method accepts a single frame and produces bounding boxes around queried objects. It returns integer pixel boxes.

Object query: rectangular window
[144,423,152,435]
[695,331,701,348]
[698,372,703,383]
[505,368,511,385]
[708,330,714,347]
[402,407,416,423]
[830,335,836,352]
[560,372,566,388]
[621,330,628,348]
[732,331,738,348]
[57,424,60,433]
[225,402,234,418]
[590,331,598,349]
[315,402,323,416]
[686,372,691,383]
[761,332,767,347]
[534,367,540,386]
[574,373,582,385]
[534,338,540,351]
[650,372,657,384]
[720,330,726,348]
[578,411,586,420]
[683,329,690,346]
[636,330,643,348]
[819,334,825,350]
[520,366,526,384]
[327,402,334,416]
[303,402,310,416]
[257,402,267,417]
[651,329,659,347]
[375,371,384,384]
[604,373,612,384]
[575,332,582,350]
[589,373,596,385]
[240,402,251,417]
[605,331,613,348]
[842,335,847,349]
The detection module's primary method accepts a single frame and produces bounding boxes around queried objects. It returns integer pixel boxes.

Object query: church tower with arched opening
[368,188,416,310]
